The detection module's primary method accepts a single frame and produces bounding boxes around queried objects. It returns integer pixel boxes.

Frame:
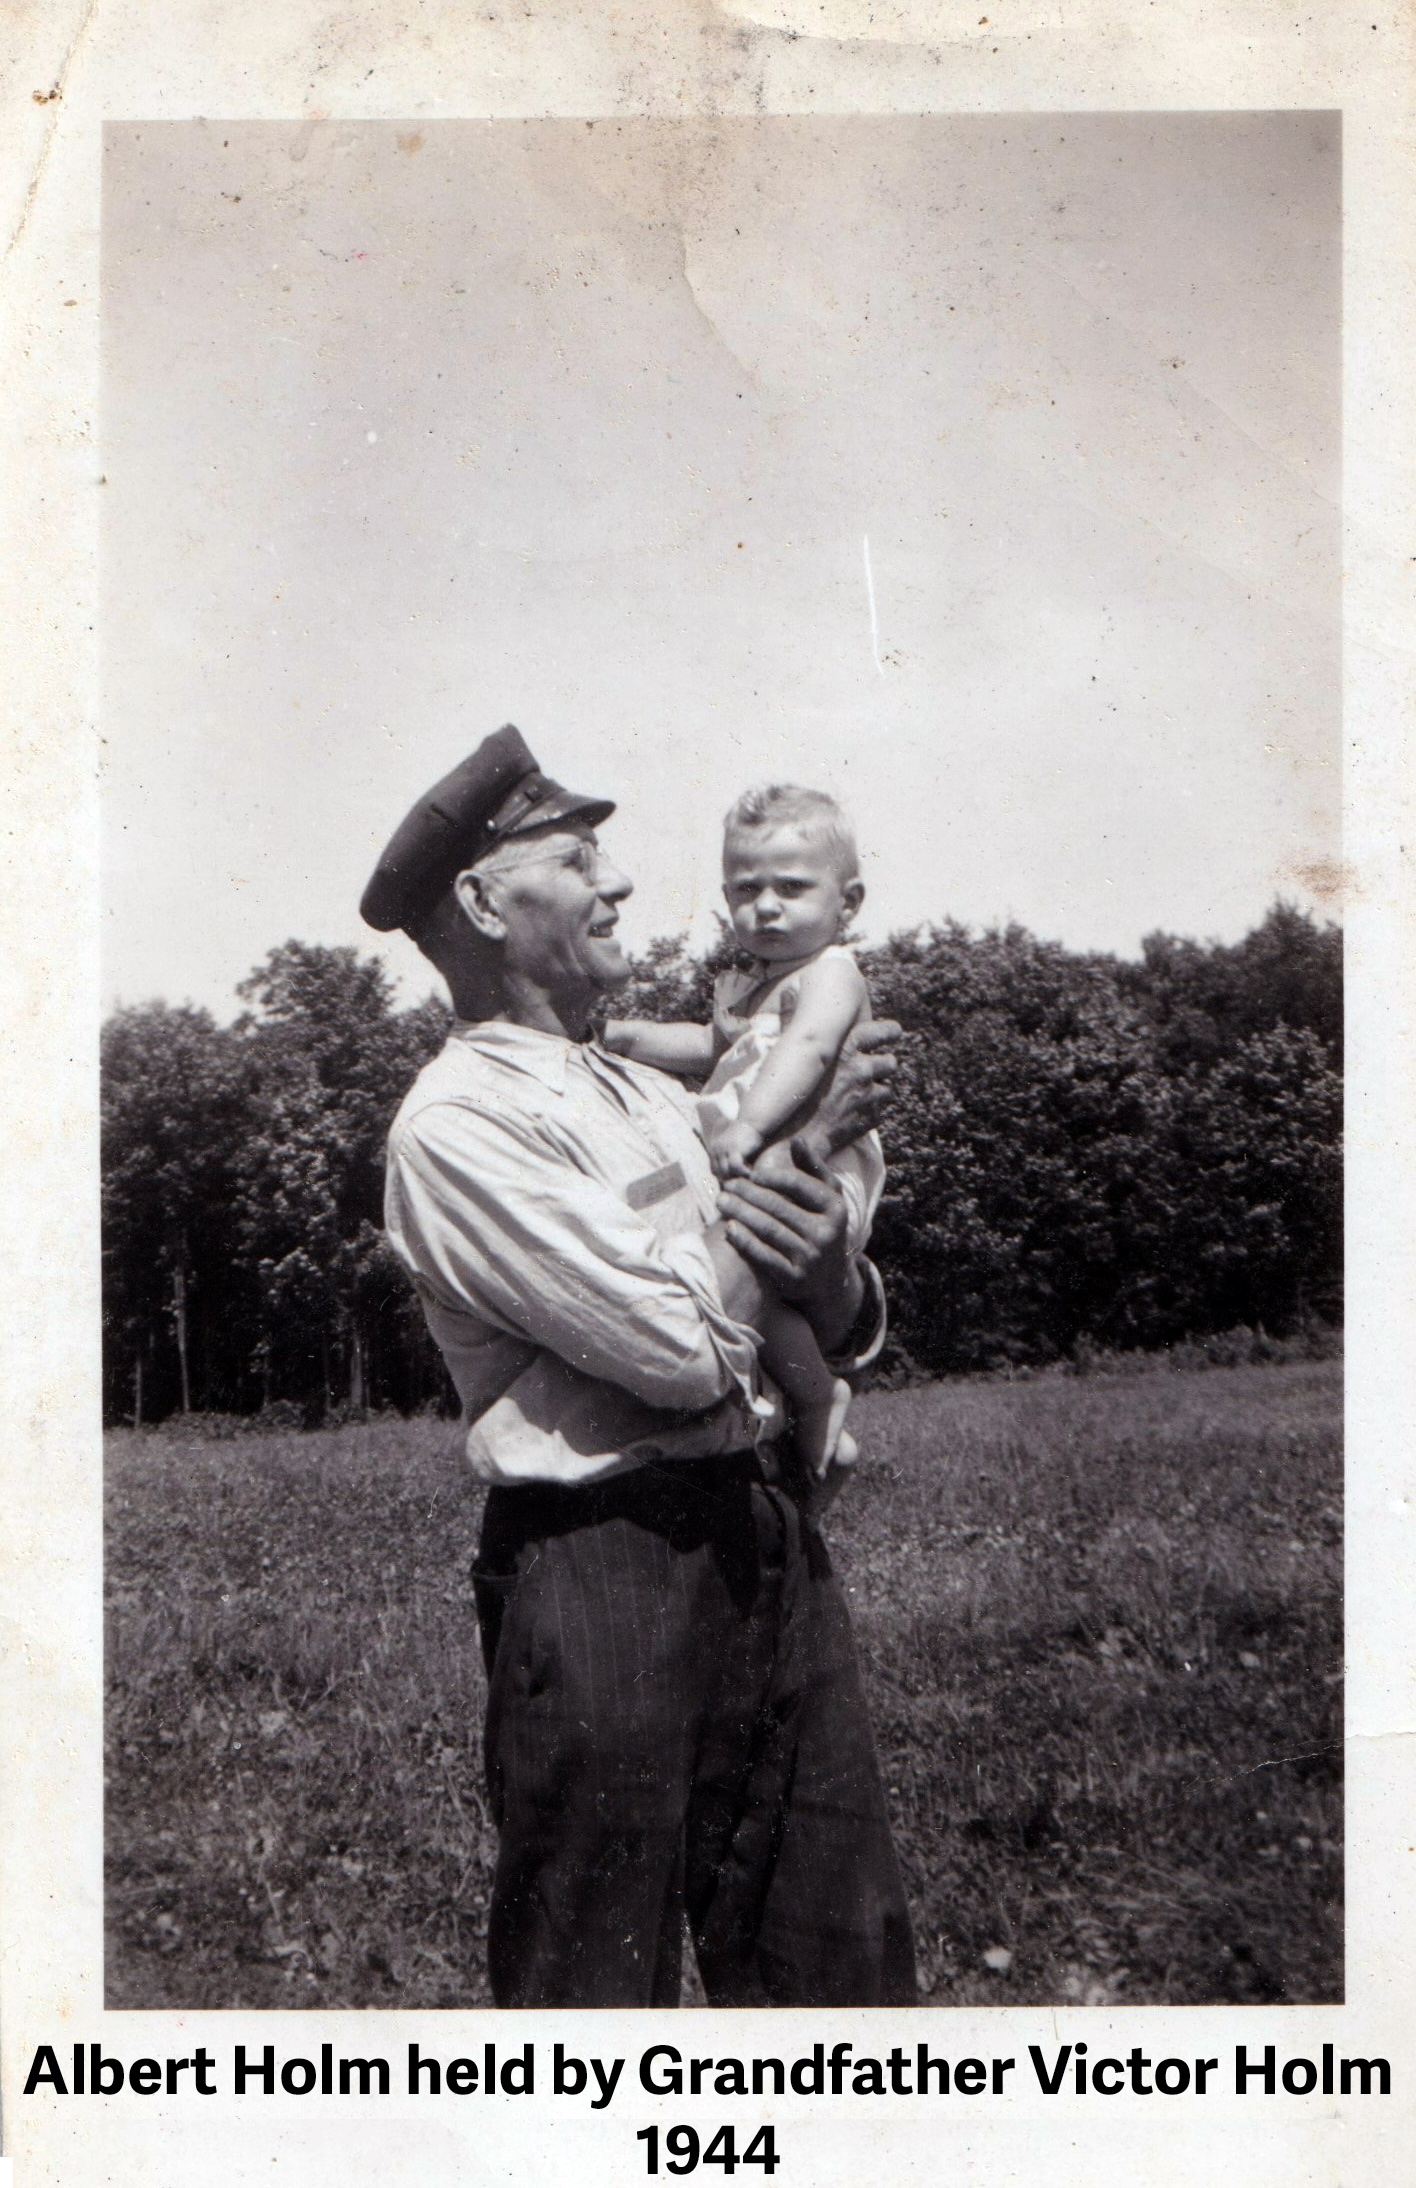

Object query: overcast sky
[102,114,1339,1017]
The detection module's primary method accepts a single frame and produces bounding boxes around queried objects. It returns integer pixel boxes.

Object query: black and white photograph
[3,7,1413,2184]
[100,115,1342,2013]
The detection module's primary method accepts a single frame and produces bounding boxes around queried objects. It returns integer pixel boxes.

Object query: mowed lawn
[105,1360,1342,2009]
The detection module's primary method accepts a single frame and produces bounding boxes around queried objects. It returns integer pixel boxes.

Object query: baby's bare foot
[829,1426,859,1476]
[794,1376,854,1480]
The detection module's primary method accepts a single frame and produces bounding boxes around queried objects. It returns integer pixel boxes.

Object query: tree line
[101,905,1341,1424]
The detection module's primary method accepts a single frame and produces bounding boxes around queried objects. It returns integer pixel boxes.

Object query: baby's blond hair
[722,783,860,883]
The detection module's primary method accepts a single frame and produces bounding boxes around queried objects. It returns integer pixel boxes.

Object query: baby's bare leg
[744,1141,857,1476]
[757,1297,854,1481]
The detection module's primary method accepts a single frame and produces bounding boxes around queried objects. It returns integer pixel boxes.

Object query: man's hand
[796,1019,902,1163]
[718,1139,862,1353]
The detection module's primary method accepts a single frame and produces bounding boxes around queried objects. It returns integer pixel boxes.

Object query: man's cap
[360,725,616,934]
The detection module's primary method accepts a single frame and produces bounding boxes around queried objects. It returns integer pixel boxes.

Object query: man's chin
[589,940,632,987]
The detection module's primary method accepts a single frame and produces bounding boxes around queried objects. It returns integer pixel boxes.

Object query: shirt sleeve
[820,1256,888,1378]
[386,1097,763,1417]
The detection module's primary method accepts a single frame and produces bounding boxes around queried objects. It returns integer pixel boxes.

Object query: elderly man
[364,726,916,2009]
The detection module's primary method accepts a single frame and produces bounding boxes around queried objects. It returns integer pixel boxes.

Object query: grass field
[106,1359,1342,2009]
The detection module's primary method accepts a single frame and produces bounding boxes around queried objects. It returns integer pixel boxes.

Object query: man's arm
[387,1097,766,1418]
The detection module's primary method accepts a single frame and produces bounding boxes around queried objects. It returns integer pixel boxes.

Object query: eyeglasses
[474,834,604,883]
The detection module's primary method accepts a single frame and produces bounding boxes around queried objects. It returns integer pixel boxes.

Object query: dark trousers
[474,1454,916,2008]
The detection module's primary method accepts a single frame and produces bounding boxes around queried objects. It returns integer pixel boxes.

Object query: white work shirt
[384,1020,783,1485]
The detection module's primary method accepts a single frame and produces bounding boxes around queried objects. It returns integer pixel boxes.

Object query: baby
[605,784,883,1486]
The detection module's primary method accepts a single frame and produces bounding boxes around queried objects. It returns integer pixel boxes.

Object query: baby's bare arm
[602,1019,717,1076]
[736,953,869,1143]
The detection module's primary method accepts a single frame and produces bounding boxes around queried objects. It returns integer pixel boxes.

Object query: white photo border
[2,7,1413,2185]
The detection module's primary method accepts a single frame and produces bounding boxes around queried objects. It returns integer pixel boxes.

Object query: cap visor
[503,788,615,836]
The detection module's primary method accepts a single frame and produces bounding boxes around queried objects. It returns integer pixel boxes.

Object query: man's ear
[453,866,506,942]
[841,877,865,924]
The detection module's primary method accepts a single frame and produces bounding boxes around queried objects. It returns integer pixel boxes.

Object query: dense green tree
[101,954,451,1424]
[232,944,449,1416]
[99,906,1342,1423]
[1123,901,1342,1069]
[859,926,1167,1368]
[860,919,1341,1369]
[1162,1024,1343,1331]
[101,1004,252,1421]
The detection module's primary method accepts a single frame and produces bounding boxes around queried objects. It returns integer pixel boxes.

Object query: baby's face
[722,823,861,963]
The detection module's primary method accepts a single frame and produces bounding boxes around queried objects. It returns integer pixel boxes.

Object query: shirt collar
[450,1018,572,1093]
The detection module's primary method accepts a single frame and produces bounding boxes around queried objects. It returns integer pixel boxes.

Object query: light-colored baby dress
[697,944,885,1255]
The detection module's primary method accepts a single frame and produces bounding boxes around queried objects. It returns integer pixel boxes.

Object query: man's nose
[597,859,632,902]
